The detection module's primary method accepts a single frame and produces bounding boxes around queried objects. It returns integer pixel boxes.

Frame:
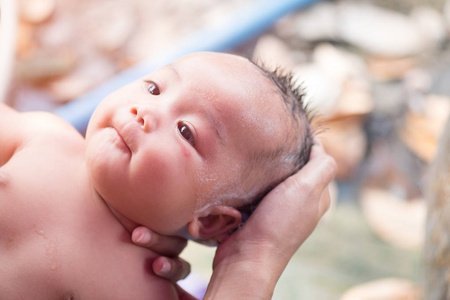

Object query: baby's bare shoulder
[16,111,84,155]
[23,111,80,138]
[0,105,83,165]
[1,104,80,141]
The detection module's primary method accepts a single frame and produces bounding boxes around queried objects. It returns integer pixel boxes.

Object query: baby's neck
[103,202,140,234]
[81,164,140,236]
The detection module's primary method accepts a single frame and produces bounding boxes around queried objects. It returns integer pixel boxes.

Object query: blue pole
[54,0,321,133]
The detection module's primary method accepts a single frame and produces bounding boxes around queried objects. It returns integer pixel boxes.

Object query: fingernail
[135,230,151,244]
[160,261,170,274]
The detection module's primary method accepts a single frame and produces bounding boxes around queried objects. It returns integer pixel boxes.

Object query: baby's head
[85,52,313,245]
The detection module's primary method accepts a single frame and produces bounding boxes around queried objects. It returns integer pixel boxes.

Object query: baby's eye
[147,82,160,95]
[178,121,195,147]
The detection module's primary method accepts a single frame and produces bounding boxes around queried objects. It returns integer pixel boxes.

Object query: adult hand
[132,227,190,283]
[132,142,336,299]
[204,142,337,299]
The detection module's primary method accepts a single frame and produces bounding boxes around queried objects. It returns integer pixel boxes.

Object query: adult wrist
[204,243,286,300]
[204,260,277,300]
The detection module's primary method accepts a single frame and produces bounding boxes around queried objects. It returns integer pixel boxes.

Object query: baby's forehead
[172,54,284,111]
[173,52,266,81]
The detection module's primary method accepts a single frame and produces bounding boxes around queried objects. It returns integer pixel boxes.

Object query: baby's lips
[119,117,149,153]
[112,126,132,155]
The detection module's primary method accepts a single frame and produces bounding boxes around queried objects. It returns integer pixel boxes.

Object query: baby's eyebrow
[166,64,181,81]
[206,111,226,147]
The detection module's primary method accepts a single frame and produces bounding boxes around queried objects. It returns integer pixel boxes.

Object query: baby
[0,52,313,299]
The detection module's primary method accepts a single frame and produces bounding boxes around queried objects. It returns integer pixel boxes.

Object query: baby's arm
[0,103,23,165]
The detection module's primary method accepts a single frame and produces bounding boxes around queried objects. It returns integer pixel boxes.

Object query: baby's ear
[188,206,242,243]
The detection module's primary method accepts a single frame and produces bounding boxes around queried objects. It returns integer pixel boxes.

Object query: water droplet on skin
[46,239,60,271]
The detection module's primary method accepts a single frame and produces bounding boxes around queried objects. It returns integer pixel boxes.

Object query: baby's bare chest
[0,147,87,294]
[0,146,81,231]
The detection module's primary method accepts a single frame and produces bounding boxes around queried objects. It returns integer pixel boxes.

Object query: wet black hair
[234,63,315,228]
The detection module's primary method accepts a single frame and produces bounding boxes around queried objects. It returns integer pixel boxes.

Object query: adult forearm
[204,260,278,300]
[203,242,290,300]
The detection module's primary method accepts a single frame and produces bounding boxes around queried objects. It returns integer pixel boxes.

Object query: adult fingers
[243,143,336,246]
[270,143,336,210]
[284,144,336,219]
[132,226,187,257]
[319,186,331,216]
[153,256,191,283]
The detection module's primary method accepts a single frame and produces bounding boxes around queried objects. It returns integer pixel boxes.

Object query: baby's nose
[130,106,155,132]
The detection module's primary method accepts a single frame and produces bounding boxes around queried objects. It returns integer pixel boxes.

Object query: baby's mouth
[113,126,132,155]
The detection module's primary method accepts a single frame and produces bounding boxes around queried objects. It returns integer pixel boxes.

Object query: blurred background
[1,0,450,298]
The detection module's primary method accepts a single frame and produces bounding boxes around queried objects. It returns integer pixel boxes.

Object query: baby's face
[85,52,290,235]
